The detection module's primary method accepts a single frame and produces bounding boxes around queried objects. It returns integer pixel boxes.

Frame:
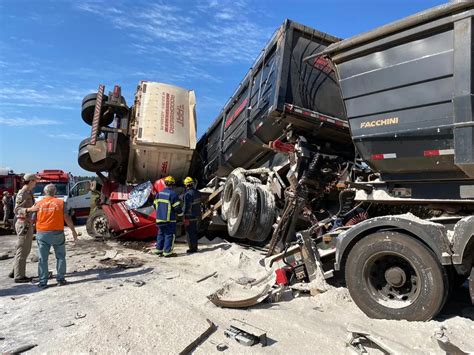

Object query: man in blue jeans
[153,176,183,257]
[32,184,78,289]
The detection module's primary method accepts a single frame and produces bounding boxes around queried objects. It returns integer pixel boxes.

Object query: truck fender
[452,216,474,265]
[334,214,452,271]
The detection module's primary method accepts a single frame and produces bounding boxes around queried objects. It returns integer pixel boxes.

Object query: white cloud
[75,0,272,65]
[48,133,84,140]
[0,86,93,111]
[0,117,60,126]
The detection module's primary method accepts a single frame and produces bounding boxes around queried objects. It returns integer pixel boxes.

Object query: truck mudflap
[451,216,474,265]
[334,213,452,271]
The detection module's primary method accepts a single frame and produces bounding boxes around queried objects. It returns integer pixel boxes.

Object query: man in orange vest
[32,183,78,289]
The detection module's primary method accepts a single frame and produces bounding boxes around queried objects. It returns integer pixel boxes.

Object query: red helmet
[153,179,166,194]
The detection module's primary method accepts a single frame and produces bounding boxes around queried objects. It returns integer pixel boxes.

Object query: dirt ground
[1,226,473,354]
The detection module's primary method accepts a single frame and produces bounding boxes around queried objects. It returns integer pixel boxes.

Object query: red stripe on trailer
[371,153,397,160]
[424,149,454,157]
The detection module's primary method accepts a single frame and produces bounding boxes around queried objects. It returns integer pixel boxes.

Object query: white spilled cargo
[126,81,197,183]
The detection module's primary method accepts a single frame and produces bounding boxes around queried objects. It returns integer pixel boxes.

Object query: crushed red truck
[76,2,474,321]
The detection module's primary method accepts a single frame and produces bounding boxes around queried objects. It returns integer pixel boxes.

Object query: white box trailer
[127,82,197,183]
[78,81,197,185]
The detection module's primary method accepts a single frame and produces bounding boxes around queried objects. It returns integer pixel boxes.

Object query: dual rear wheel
[221,170,275,243]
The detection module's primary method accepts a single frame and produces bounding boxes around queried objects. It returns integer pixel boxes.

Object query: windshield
[33,182,68,197]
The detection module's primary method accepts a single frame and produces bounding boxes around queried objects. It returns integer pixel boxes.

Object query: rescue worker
[2,191,12,228]
[153,176,183,257]
[8,173,37,283]
[89,180,101,215]
[35,184,78,289]
[182,177,201,254]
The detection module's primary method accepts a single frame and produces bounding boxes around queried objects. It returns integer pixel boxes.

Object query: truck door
[68,180,91,219]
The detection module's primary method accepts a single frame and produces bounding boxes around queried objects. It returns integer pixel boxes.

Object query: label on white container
[135,82,196,149]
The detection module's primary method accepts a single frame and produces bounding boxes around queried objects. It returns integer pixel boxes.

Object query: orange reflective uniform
[36,197,64,232]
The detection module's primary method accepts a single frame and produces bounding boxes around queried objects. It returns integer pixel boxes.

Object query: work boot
[14,277,32,283]
[163,253,177,258]
[151,249,163,256]
[57,280,68,286]
[186,248,198,254]
[37,283,48,290]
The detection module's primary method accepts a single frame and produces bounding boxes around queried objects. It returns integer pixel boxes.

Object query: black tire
[345,231,449,321]
[221,168,245,221]
[81,94,114,126]
[77,137,116,172]
[82,93,100,105]
[248,185,275,242]
[86,209,110,238]
[227,182,257,239]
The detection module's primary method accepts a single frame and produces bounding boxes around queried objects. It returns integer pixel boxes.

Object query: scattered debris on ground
[224,319,267,347]
[1,227,473,354]
[179,319,217,355]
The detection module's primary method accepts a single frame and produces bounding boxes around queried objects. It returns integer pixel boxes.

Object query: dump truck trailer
[311,0,474,321]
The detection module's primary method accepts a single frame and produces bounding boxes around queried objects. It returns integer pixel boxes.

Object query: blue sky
[0,0,445,175]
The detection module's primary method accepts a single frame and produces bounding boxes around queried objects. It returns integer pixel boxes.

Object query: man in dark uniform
[9,173,37,283]
[182,177,201,254]
[153,176,183,257]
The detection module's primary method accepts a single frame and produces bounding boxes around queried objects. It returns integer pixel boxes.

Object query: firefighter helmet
[183,176,194,186]
[163,176,176,185]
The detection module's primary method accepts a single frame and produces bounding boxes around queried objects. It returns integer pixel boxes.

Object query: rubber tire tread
[345,231,449,321]
[227,182,257,239]
[221,168,245,221]
[248,185,275,242]
[81,95,113,126]
[86,209,109,238]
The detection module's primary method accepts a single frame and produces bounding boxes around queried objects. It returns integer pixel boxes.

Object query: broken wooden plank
[179,319,217,355]
[196,271,217,283]
[207,186,223,204]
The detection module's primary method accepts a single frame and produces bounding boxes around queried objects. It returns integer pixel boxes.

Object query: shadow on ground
[0,267,154,298]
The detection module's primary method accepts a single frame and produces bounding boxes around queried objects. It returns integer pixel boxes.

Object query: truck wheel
[221,168,245,221]
[345,231,448,321]
[227,182,257,239]
[86,209,110,238]
[248,185,275,242]
[81,94,114,126]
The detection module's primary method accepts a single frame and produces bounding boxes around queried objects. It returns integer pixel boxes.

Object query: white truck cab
[33,170,92,221]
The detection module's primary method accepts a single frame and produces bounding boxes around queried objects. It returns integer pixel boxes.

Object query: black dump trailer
[194,20,352,183]
[319,0,474,200]
[303,1,474,321]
